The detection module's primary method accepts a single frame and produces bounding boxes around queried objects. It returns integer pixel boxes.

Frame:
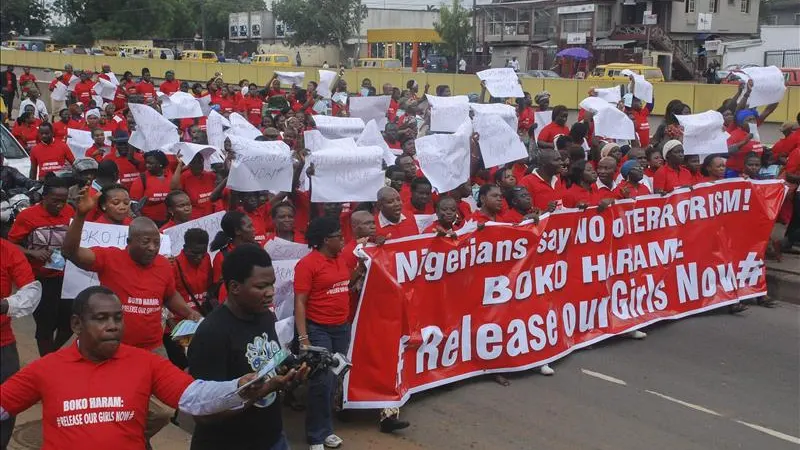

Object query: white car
[1,124,31,176]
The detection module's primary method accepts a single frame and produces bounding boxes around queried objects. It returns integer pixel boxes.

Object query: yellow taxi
[357,58,402,70]
[589,63,665,82]
[251,53,292,67]
[181,50,218,61]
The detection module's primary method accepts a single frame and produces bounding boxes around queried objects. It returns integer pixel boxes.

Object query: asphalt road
[277,302,800,450]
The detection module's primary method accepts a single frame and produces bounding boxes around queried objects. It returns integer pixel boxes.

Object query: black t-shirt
[187,305,283,450]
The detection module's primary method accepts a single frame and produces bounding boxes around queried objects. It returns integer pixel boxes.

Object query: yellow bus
[180,50,218,61]
[251,53,292,67]
[588,63,665,82]
[357,58,403,70]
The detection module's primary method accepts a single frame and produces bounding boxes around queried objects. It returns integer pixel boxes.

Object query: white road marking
[644,390,722,416]
[580,369,627,386]
[734,420,800,445]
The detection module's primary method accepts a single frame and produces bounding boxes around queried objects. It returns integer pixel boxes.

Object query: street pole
[472,0,477,66]
[201,3,206,50]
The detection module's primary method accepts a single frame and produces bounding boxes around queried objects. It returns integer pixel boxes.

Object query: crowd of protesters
[0,60,798,450]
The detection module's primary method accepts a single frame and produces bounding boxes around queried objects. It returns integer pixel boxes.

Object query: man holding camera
[188,244,308,450]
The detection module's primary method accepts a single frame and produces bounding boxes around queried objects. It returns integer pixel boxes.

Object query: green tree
[0,0,49,37]
[433,0,472,58]
[273,0,367,53]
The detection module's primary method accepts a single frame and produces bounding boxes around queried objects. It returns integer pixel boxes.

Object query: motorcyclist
[0,153,40,202]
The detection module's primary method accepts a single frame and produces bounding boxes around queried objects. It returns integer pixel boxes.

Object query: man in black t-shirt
[188,244,306,450]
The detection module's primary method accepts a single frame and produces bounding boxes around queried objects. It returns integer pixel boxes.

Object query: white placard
[207,110,231,150]
[676,110,729,155]
[128,103,179,151]
[415,120,472,193]
[349,95,391,130]
[51,82,69,102]
[162,91,204,119]
[197,95,213,116]
[172,142,219,170]
[265,237,312,261]
[593,106,636,140]
[271,259,300,324]
[307,146,385,203]
[227,136,294,193]
[92,78,117,100]
[161,211,225,256]
[312,115,365,139]
[593,86,622,103]
[275,71,305,87]
[748,122,761,143]
[476,68,524,98]
[426,94,470,133]
[61,222,172,299]
[533,110,552,141]
[415,214,437,233]
[357,119,399,166]
[742,66,787,108]
[66,128,111,159]
[227,112,262,140]
[469,103,518,131]
[66,76,80,92]
[303,129,356,153]
[620,71,653,104]
[472,113,528,169]
[579,96,613,113]
[317,70,338,99]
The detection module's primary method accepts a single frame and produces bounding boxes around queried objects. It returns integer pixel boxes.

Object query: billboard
[229,12,250,39]
[250,12,262,38]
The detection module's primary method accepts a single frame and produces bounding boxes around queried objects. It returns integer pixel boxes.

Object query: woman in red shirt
[470,184,504,224]
[563,160,600,208]
[210,211,256,287]
[536,105,570,150]
[264,203,306,243]
[171,154,218,219]
[701,155,727,182]
[85,128,111,163]
[517,96,535,144]
[52,108,75,142]
[500,186,538,223]
[160,190,193,231]
[216,85,238,115]
[294,216,351,449]
[129,150,172,226]
[683,154,705,185]
[94,184,133,225]
[423,196,464,234]
[613,160,652,199]
[12,112,39,151]
[725,109,764,177]
[653,140,693,194]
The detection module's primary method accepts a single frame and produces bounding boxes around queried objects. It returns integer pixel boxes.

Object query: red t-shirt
[103,151,144,189]
[518,107,534,133]
[85,144,111,163]
[239,204,273,244]
[243,97,264,126]
[93,215,133,225]
[374,213,419,239]
[772,131,799,158]
[0,342,193,450]
[387,99,399,122]
[726,127,764,173]
[29,140,75,180]
[563,184,597,208]
[53,120,80,142]
[631,108,650,147]
[294,250,351,325]
[172,252,211,320]
[90,247,176,350]
[537,122,570,144]
[520,171,565,211]
[159,80,181,95]
[403,200,434,215]
[73,80,96,105]
[653,166,693,193]
[785,147,800,176]
[180,171,217,219]
[263,231,307,244]
[19,73,36,92]
[8,203,74,279]
[12,123,39,150]
[129,172,172,223]
[0,239,35,346]
[135,81,157,102]
[216,97,237,115]
[613,180,652,199]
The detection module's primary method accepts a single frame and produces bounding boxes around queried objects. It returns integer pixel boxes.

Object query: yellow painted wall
[4,50,797,123]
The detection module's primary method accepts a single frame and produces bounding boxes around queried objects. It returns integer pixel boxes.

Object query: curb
[766,268,800,305]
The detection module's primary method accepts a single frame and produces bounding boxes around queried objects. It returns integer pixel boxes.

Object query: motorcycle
[0,185,41,238]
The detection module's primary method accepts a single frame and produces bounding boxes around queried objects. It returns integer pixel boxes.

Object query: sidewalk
[766,252,800,305]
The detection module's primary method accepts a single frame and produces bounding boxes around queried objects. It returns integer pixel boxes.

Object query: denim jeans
[0,343,20,448]
[305,322,351,445]
[270,431,290,450]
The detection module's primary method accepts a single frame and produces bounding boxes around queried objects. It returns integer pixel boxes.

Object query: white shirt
[510,59,520,71]
[458,59,467,72]
[19,98,49,120]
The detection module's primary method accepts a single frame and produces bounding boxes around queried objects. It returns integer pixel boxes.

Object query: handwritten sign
[533,110,552,141]
[161,211,225,256]
[349,95,391,130]
[172,142,219,170]
[265,236,312,261]
[620,70,653,104]
[61,222,172,299]
[303,129,356,153]
[227,136,294,193]
[476,68,523,98]
[308,145,385,202]
[469,103,518,131]
[742,66,787,108]
[426,94,470,133]
[128,104,179,151]
[593,86,622,103]
[357,119,399,166]
[414,214,437,233]
[677,110,729,156]
[207,110,230,150]
[275,71,305,87]
[312,116,366,139]
[472,113,528,168]
[415,120,472,193]
[593,105,636,140]
[266,237,312,339]
[226,112,262,140]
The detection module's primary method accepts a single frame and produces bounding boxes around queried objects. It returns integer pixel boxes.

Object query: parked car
[424,55,450,73]
[588,63,665,82]
[1,124,31,178]
[521,70,561,79]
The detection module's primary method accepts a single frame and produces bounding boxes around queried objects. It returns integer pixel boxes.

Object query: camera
[281,345,352,379]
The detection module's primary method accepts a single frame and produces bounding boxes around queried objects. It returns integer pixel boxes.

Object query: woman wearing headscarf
[653,140,692,194]
[725,109,764,177]
[613,160,652,199]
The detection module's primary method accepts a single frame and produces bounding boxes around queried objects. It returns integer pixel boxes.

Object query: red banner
[343,180,787,409]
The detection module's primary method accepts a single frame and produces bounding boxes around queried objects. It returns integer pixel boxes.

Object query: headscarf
[600,142,620,159]
[85,109,101,119]
[662,139,683,158]
[620,160,638,178]
[534,91,550,104]
[735,108,758,126]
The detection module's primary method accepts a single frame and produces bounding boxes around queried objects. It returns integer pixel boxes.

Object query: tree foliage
[0,0,49,37]
[433,0,472,58]
[273,0,367,50]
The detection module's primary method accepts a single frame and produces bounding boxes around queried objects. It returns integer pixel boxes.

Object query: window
[685,0,695,13]
[764,15,778,25]
[795,13,800,25]
[708,0,718,13]
[562,12,593,34]
[596,4,612,32]
[740,0,750,13]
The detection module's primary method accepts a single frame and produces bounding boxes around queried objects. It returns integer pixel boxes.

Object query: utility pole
[472,0,477,65]
[201,3,206,50]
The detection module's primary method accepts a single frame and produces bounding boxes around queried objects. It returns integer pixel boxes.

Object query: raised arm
[62,188,98,271]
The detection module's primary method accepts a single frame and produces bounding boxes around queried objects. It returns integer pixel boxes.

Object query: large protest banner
[343,180,786,408]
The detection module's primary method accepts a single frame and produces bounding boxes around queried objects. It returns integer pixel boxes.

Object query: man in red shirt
[72,71,95,106]
[29,123,75,180]
[0,239,41,448]
[0,285,301,450]
[653,140,693,194]
[403,177,434,215]
[18,67,36,96]
[136,68,157,103]
[243,85,264,126]
[520,149,565,211]
[8,177,74,356]
[103,131,144,189]
[159,70,180,95]
[375,187,420,239]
